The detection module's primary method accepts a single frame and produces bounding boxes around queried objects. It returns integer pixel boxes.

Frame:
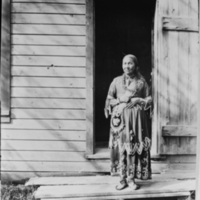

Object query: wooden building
[1,0,199,181]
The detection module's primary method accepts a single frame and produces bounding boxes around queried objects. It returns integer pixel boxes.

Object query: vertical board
[196,5,200,197]
[155,0,199,154]
[86,0,95,155]
[151,0,159,156]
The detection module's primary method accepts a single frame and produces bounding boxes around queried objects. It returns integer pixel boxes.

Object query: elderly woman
[104,54,152,190]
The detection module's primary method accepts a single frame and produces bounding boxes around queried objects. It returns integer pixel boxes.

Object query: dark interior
[95,0,156,144]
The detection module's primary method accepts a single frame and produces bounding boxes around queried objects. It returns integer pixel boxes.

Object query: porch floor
[26,172,196,200]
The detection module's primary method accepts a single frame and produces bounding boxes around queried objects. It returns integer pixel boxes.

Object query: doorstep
[26,174,195,200]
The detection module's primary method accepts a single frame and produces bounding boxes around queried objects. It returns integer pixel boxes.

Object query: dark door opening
[95,0,156,146]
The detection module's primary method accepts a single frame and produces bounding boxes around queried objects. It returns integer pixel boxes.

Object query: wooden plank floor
[26,173,196,200]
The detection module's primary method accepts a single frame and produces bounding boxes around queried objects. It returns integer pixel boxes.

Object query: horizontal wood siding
[1,0,90,180]
[10,109,86,119]
[12,35,85,45]
[12,24,85,35]
[2,140,86,151]
[12,3,85,14]
[12,67,85,77]
[2,161,109,172]
[12,0,85,3]
[2,130,85,140]
[12,46,86,56]
[11,88,86,98]
[12,14,85,25]
[11,77,86,87]
[11,98,86,109]
[2,119,86,130]
[12,56,86,66]
[2,151,88,161]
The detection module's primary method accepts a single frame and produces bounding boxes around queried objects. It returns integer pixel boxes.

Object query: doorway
[95,0,156,146]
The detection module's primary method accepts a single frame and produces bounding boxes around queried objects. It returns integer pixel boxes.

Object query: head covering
[122,54,144,79]
[123,54,139,67]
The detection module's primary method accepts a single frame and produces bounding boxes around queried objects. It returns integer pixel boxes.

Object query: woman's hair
[123,54,143,79]
[123,54,138,66]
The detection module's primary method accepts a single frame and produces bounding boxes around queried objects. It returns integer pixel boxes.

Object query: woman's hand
[119,95,130,103]
[126,98,146,109]
[139,98,147,106]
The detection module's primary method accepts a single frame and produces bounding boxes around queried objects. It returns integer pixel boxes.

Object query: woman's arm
[126,97,142,109]
[126,80,152,109]
[104,78,118,118]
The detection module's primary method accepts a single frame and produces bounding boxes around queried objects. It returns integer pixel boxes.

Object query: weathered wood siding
[155,0,199,154]
[1,0,110,179]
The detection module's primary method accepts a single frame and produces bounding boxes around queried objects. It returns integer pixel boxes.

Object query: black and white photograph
[1,0,200,199]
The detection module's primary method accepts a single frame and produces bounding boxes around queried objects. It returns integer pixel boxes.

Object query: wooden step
[39,192,190,200]
[26,173,195,186]
[35,180,194,199]
[29,175,195,200]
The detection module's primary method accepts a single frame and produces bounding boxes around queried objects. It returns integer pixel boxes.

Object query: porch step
[36,190,190,200]
[27,174,195,200]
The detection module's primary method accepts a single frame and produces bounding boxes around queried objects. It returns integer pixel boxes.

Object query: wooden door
[153,0,199,154]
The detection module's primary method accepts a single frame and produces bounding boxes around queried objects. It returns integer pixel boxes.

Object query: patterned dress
[105,73,152,182]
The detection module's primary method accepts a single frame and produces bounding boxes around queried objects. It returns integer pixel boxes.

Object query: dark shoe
[115,180,128,190]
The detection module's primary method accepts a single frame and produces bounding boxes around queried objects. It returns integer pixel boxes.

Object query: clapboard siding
[12,0,85,3]
[2,130,86,140]
[11,109,85,119]
[1,0,89,180]
[12,14,85,24]
[12,46,86,56]
[11,77,86,87]
[11,98,86,109]
[1,140,86,151]
[1,119,86,130]
[2,151,87,161]
[11,88,86,98]
[2,161,109,172]
[12,3,85,14]
[12,67,85,77]
[12,35,86,45]
[12,24,85,35]
[12,56,86,66]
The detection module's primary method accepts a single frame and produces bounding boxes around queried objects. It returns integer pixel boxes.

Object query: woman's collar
[124,73,136,79]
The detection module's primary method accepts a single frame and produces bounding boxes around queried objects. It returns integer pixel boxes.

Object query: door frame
[85,0,158,156]
[86,0,95,155]
[151,0,160,156]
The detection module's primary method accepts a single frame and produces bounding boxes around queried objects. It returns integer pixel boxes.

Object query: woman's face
[122,56,136,76]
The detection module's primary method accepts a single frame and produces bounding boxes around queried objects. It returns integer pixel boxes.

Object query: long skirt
[109,104,151,181]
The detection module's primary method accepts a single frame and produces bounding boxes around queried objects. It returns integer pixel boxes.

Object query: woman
[104,54,152,190]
